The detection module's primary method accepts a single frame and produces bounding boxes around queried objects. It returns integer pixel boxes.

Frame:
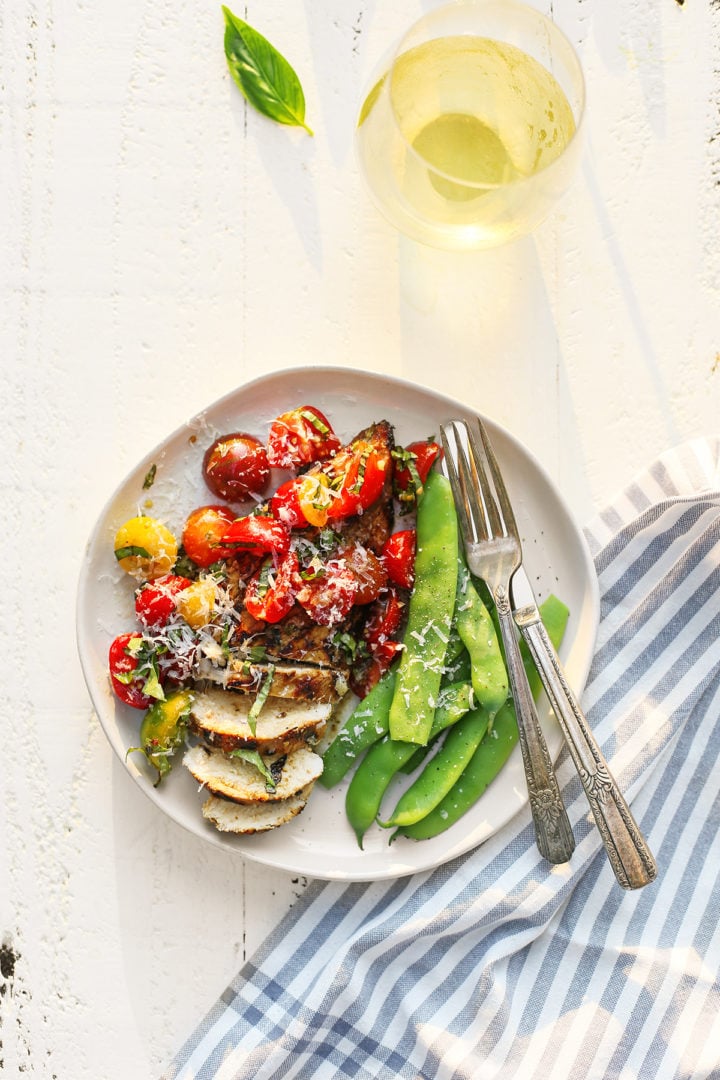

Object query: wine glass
[355,0,586,251]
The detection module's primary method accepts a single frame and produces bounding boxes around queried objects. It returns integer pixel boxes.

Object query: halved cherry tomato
[266,406,341,469]
[381,530,416,590]
[363,586,405,649]
[325,441,390,520]
[135,574,193,628]
[182,505,237,568]
[203,433,270,502]
[221,515,291,557]
[340,543,388,604]
[393,440,442,502]
[270,478,307,530]
[292,557,358,626]
[244,551,299,623]
[108,632,162,709]
[350,640,401,698]
[295,473,335,528]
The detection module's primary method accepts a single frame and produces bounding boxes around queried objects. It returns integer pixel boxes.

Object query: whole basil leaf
[222,7,313,135]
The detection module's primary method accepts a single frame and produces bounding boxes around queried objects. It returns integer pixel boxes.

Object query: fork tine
[464,420,505,539]
[440,424,478,545]
[474,417,519,540]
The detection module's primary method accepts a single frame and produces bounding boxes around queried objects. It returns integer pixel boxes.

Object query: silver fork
[471,419,657,890]
[441,419,575,865]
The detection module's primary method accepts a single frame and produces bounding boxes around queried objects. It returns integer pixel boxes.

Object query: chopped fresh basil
[229,748,277,791]
[114,545,151,561]
[247,663,276,735]
[222,7,313,135]
[300,408,329,434]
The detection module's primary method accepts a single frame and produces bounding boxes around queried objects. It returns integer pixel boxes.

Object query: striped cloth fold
[163,438,720,1080]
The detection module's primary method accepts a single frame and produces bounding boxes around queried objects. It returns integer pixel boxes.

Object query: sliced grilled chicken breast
[184,744,323,804]
[190,689,331,754]
[201,788,312,834]
[199,658,349,703]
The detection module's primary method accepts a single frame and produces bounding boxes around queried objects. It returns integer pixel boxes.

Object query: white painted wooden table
[2,1,718,1075]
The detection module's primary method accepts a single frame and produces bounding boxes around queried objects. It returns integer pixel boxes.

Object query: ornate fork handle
[516,611,657,889]
[493,586,576,865]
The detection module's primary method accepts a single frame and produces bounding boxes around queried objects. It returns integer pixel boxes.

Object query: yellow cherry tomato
[176,577,217,629]
[114,516,178,582]
[296,473,333,528]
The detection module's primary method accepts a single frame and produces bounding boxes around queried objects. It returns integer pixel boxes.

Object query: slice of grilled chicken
[184,744,324,804]
[201,787,313,834]
[189,689,331,755]
[197,658,349,703]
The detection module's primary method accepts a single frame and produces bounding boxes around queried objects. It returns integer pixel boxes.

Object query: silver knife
[511,564,658,890]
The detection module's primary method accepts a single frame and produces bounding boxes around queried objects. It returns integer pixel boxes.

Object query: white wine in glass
[355,1,585,250]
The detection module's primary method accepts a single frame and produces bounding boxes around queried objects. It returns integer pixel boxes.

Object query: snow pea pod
[379,706,491,829]
[396,595,569,841]
[395,700,519,841]
[318,667,397,789]
[346,680,473,847]
[456,553,508,720]
[388,471,458,745]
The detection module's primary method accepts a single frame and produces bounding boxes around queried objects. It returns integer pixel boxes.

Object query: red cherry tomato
[381,530,416,590]
[244,551,299,624]
[270,478,307,530]
[393,440,442,502]
[266,406,341,469]
[325,441,391,520]
[340,543,388,604]
[203,433,270,502]
[182,505,237,568]
[291,557,358,626]
[108,632,159,709]
[135,574,193,627]
[221,515,291,557]
[350,640,401,698]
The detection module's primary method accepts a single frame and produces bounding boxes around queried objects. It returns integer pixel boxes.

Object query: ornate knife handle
[519,617,657,889]
[494,588,576,865]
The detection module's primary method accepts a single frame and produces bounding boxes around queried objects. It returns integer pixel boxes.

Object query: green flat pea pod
[379,706,491,828]
[318,668,397,789]
[441,645,472,687]
[395,594,570,841]
[396,701,519,841]
[346,680,473,847]
[456,551,508,720]
[127,688,193,786]
[389,471,459,745]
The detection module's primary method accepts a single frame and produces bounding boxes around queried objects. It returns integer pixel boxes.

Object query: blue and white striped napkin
[163,438,720,1080]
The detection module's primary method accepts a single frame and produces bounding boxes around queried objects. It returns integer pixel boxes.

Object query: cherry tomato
[340,543,388,604]
[203,433,270,502]
[108,632,161,709]
[114,516,178,582]
[393,440,442,502]
[292,557,358,626]
[270,478,307,530]
[135,574,193,628]
[266,406,341,469]
[182,505,237,568]
[350,640,400,698]
[244,551,299,623]
[325,440,391,521]
[221,515,291,557]
[363,586,405,648]
[381,530,416,590]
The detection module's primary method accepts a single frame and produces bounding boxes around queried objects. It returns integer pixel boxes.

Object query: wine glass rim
[382,0,587,192]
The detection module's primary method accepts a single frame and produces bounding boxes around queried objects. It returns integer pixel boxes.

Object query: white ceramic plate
[77,366,599,881]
